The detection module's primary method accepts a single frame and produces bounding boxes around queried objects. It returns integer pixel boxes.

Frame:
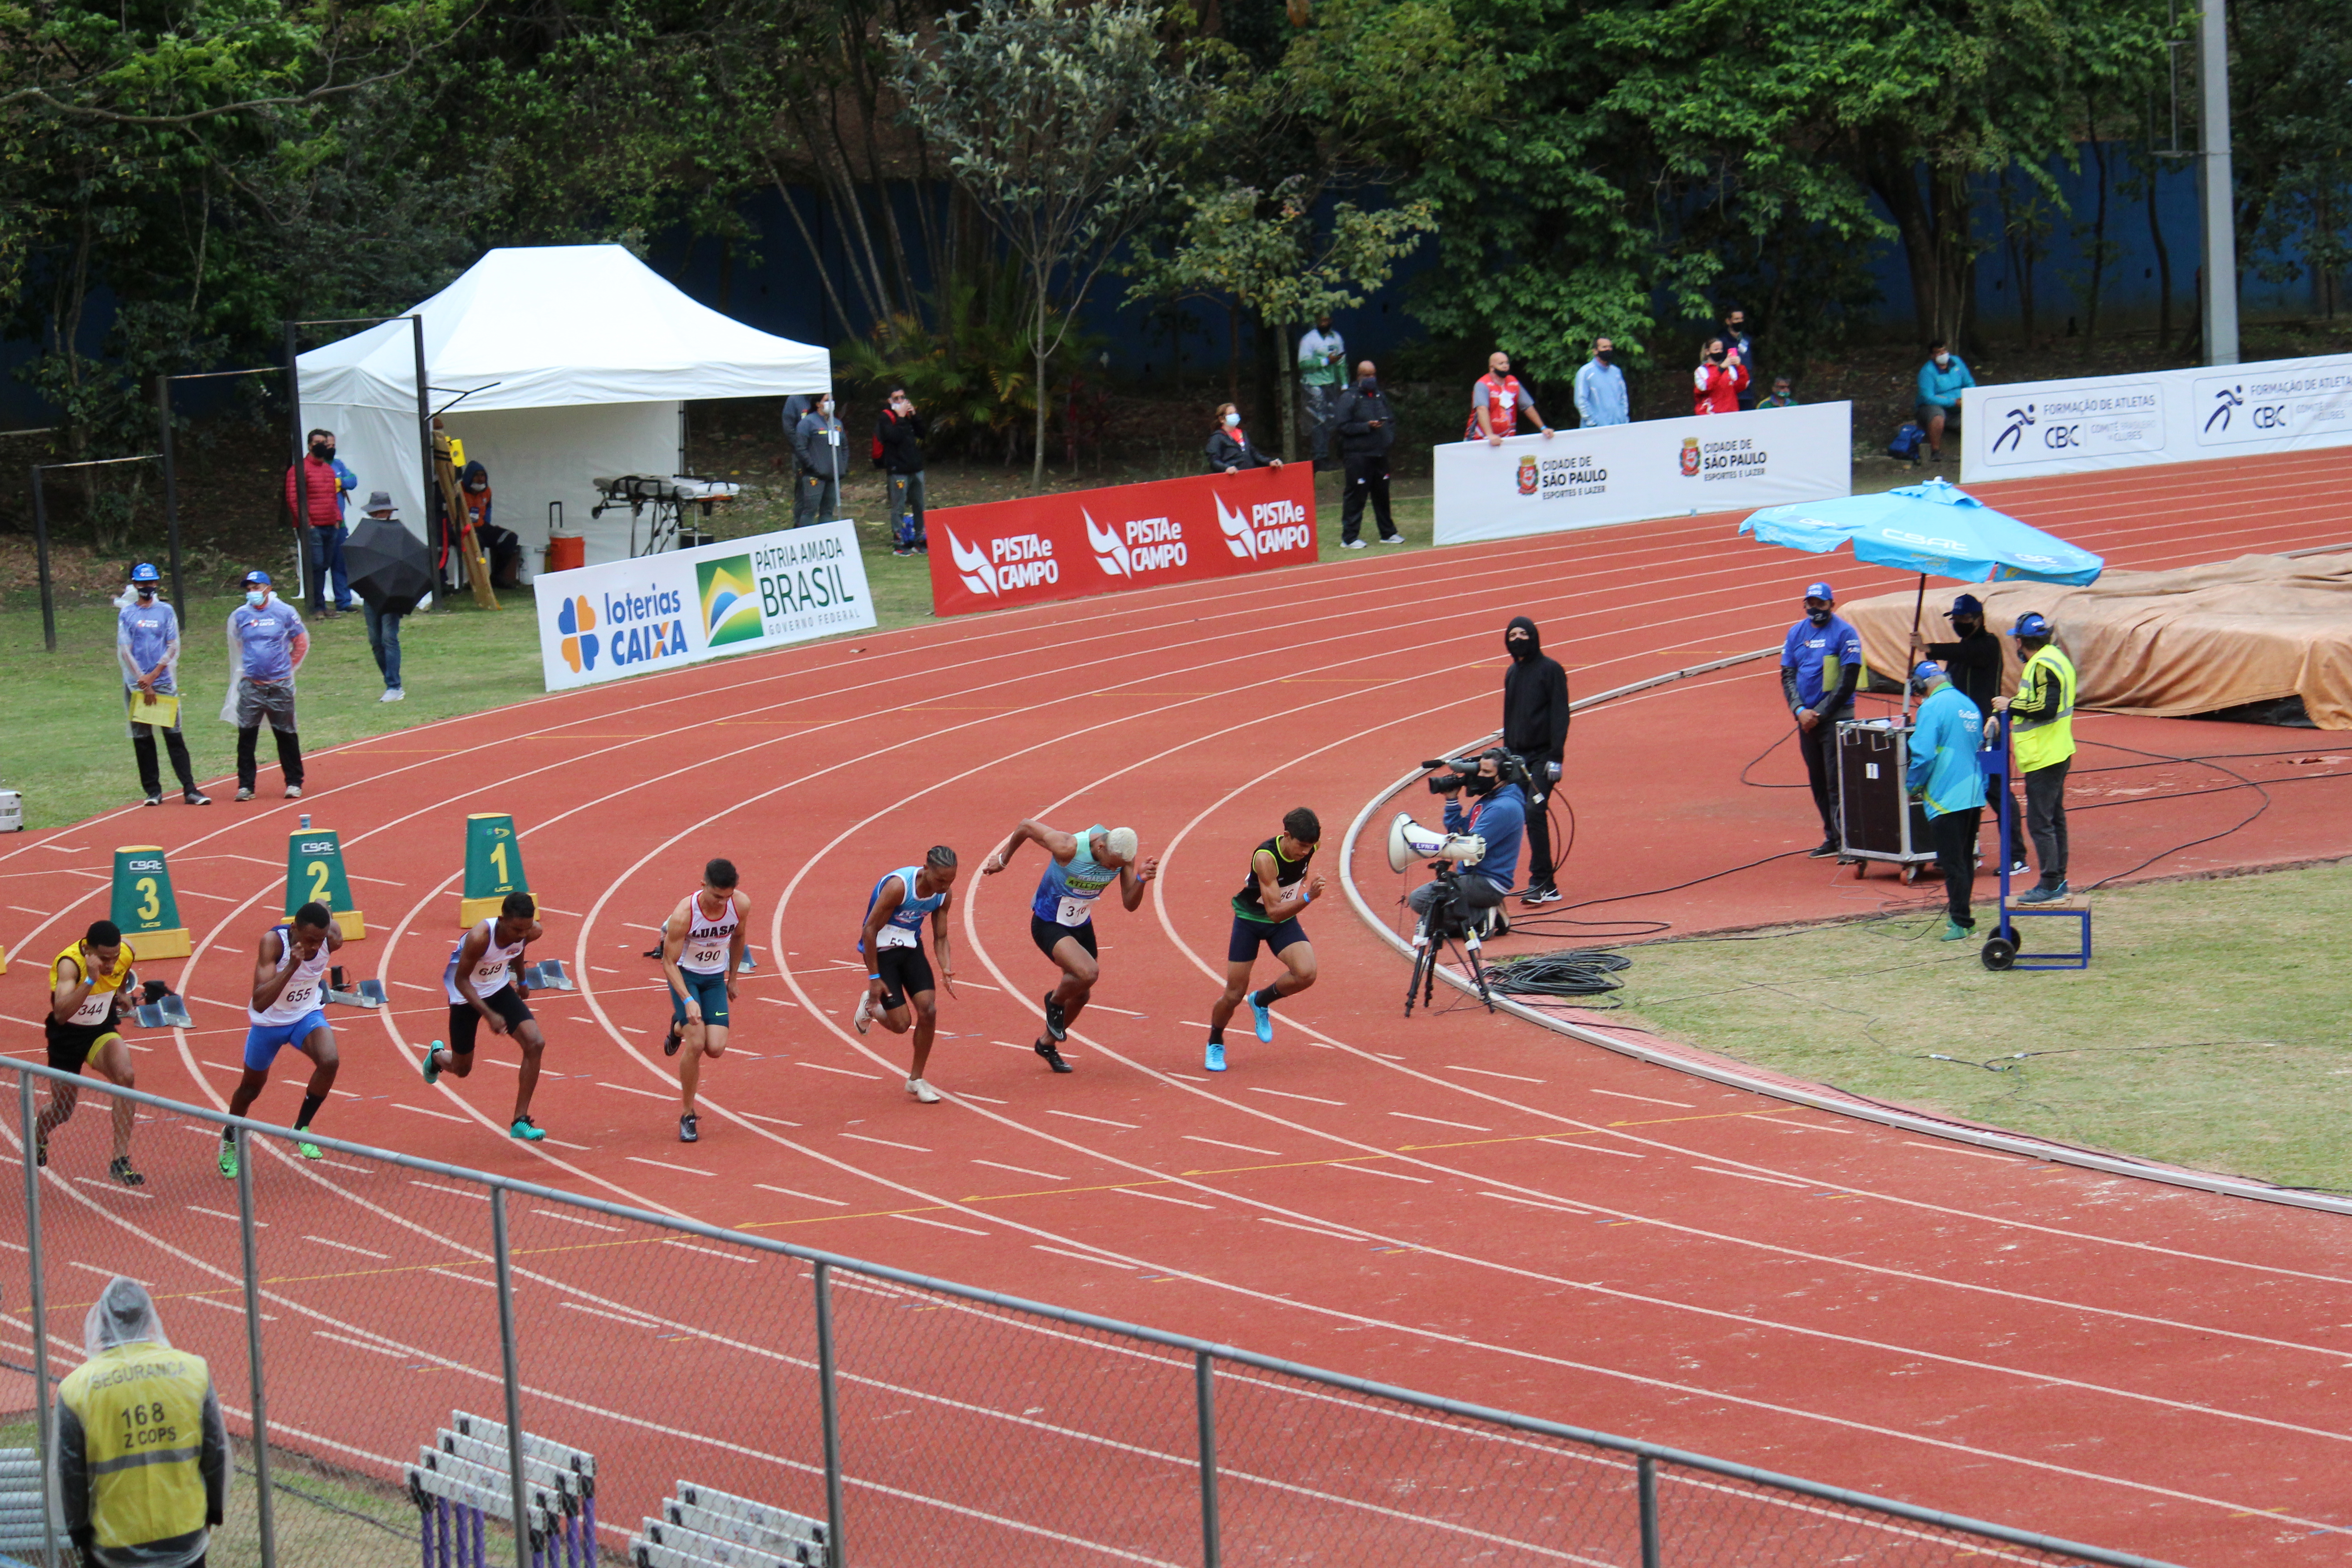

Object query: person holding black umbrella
[351,491,423,703]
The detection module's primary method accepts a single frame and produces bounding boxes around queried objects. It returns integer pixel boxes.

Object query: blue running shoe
[1251,998,1273,1044]
[1205,1042,1226,1073]
[420,1040,443,1085]
[510,1115,546,1142]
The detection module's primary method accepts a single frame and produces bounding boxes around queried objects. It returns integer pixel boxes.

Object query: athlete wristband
[868,973,881,980]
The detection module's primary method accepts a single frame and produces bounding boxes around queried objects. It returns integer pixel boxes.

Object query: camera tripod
[1405,867,1496,1017]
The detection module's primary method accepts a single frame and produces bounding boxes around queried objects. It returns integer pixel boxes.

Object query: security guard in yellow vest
[55,1277,228,1568]
[1993,612,2076,904]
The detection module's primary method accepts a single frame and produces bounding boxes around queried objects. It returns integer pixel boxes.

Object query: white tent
[298,245,829,571]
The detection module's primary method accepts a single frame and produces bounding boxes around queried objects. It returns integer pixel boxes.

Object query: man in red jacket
[283,428,354,615]
[1691,338,1748,416]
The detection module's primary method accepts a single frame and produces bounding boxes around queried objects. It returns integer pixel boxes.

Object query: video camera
[1422,748,1531,796]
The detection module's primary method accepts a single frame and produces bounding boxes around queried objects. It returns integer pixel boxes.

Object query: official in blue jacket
[1406,751,1525,936]
[1915,340,1976,465]
[1905,662,1986,939]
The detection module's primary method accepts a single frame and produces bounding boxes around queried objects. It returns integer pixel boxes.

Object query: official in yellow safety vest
[1992,612,2076,904]
[55,1276,228,1568]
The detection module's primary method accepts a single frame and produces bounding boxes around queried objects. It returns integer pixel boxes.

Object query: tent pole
[285,319,308,603]
[1899,572,1926,724]
[157,374,186,612]
[412,315,434,578]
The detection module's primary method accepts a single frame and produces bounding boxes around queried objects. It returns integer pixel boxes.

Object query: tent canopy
[297,245,828,571]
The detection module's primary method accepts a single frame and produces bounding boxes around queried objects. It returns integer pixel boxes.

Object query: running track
[7,448,2352,1566]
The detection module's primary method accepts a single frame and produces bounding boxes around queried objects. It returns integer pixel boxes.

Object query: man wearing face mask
[284,428,356,616]
[1297,313,1346,466]
[1329,360,1401,548]
[1502,615,1571,903]
[1914,592,2022,873]
[1406,751,1525,939]
[118,564,208,807]
[1572,338,1628,427]
[223,571,309,802]
[794,393,851,526]
[1916,338,1975,463]
[1780,581,1862,857]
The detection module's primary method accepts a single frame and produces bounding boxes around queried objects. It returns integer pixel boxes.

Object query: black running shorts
[875,946,936,1011]
[1029,915,1098,962]
[446,986,533,1054]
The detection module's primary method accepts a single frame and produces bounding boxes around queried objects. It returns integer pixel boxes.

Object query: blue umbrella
[1739,477,2104,586]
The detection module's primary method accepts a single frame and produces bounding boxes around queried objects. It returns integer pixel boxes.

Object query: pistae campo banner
[531,520,876,691]
[926,465,1318,617]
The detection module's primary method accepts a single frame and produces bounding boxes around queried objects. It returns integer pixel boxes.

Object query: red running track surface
[7,447,2352,1565]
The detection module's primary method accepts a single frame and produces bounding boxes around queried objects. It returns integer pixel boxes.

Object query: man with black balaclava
[1913,592,2020,872]
[1780,580,1861,857]
[1330,359,1401,548]
[1503,615,1571,903]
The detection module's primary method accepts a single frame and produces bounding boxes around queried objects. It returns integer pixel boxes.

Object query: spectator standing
[355,492,416,704]
[1779,581,1861,857]
[1904,662,1988,941]
[1755,376,1798,409]
[1330,361,1401,549]
[1205,403,1284,473]
[1502,615,1571,904]
[877,387,928,556]
[1465,352,1555,446]
[1719,307,1756,408]
[1915,592,2019,872]
[223,570,309,802]
[794,395,850,527]
[1572,338,1629,427]
[284,428,354,616]
[1297,314,1347,466]
[1692,337,1748,415]
[118,563,208,806]
[56,1277,229,1568]
[1916,338,1976,463]
[1994,612,2075,904]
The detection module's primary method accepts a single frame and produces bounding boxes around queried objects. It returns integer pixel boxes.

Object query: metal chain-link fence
[3,1063,2180,1568]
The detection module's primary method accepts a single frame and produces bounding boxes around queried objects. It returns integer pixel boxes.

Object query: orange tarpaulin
[1842,551,2352,728]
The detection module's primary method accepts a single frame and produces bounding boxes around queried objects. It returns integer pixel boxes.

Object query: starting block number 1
[459,813,529,927]
[286,828,365,939]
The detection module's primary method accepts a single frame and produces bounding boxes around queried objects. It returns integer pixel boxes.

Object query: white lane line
[182,1294,275,1321]
[958,1093,1009,1105]
[314,1330,408,1359]
[799,1061,882,1079]
[756,1184,847,1206]
[1388,1111,1490,1132]
[893,1214,989,1237]
[1746,1117,1861,1135]
[1044,1109,1141,1129]
[1541,1139,1646,1159]
[626,1156,714,1176]
[662,1238,758,1264]
[1031,1244,1133,1269]
[599,1082,674,1099]
[561,1301,661,1329]
[738,1111,802,1127]
[528,1209,622,1232]
[1903,1139,2021,1162]
[1447,1066,1545,1084]
[973,1159,1067,1181]
[393,1103,469,1123]
[431,1269,495,1289]
[72,1176,152,1199]
[69,1262,142,1281]
[1258,1216,1367,1242]
[187,1206,255,1225]
[1333,1163,1432,1184]
[304,1235,392,1260]
[843,1132,931,1153]
[409,1180,488,1200]
[1480,1191,1593,1215]
[1183,1135,1281,1157]
[1248,1088,1345,1106]
[1114,1187,1215,1210]
[1695,1167,1813,1189]
[1591,1089,1696,1108]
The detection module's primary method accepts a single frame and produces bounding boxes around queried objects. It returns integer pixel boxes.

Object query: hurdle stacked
[631,1481,828,1568]
[407,1410,596,1568]
[0,1447,64,1564]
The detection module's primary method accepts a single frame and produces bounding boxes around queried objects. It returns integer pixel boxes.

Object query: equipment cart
[1834,717,1939,883]
[1978,710,2090,970]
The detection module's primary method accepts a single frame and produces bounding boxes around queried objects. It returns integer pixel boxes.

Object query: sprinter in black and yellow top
[57,1276,228,1568]
[41,918,146,1186]
[1204,807,1326,1074]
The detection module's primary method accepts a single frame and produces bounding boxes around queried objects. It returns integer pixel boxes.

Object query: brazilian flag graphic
[697,555,763,648]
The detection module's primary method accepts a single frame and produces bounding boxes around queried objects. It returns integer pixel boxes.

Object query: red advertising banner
[926,465,1318,617]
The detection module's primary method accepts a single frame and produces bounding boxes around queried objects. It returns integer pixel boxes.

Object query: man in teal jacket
[1915,339,1975,464]
[1905,661,1985,939]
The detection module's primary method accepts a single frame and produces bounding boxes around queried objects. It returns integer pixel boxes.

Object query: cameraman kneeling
[1408,751,1525,939]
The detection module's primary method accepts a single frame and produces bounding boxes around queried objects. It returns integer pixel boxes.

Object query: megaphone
[1387,812,1485,873]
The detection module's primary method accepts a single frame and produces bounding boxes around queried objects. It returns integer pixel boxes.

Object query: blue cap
[128,562,159,583]
[1948,593,1982,616]
[1911,660,1945,685]
[243,569,272,586]
[1804,581,1834,602]
[2011,612,2050,637]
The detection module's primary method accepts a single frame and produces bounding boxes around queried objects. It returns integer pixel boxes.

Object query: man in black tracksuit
[1503,615,1572,903]
[1915,591,2018,869]
[1330,361,1402,547]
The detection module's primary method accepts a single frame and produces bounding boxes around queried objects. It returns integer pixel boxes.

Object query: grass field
[1613,862,2352,1192]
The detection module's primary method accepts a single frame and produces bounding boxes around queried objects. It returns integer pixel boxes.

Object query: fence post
[19,1075,58,1568]
[1194,1351,1222,1568]
[1638,1454,1661,1568]
[30,466,56,653]
[813,1261,845,1568]
[233,1126,279,1567]
[490,1189,531,1568]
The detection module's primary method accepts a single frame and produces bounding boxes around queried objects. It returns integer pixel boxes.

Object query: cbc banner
[1431,403,1852,545]
[530,519,877,691]
[1960,351,2352,482]
[926,466,1318,618]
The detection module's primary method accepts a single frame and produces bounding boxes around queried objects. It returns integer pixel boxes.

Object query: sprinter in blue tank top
[852,846,958,1103]
[981,818,1157,1073]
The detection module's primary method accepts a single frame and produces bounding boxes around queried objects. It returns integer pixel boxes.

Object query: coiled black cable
[1485,948,1633,999]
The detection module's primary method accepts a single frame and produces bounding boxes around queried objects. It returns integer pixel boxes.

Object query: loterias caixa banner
[926,465,1318,617]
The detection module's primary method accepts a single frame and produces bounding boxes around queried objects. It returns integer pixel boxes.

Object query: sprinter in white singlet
[980,818,1156,1074]
[659,857,750,1143]
[220,900,342,1177]
[420,891,552,1141]
[851,846,959,1102]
